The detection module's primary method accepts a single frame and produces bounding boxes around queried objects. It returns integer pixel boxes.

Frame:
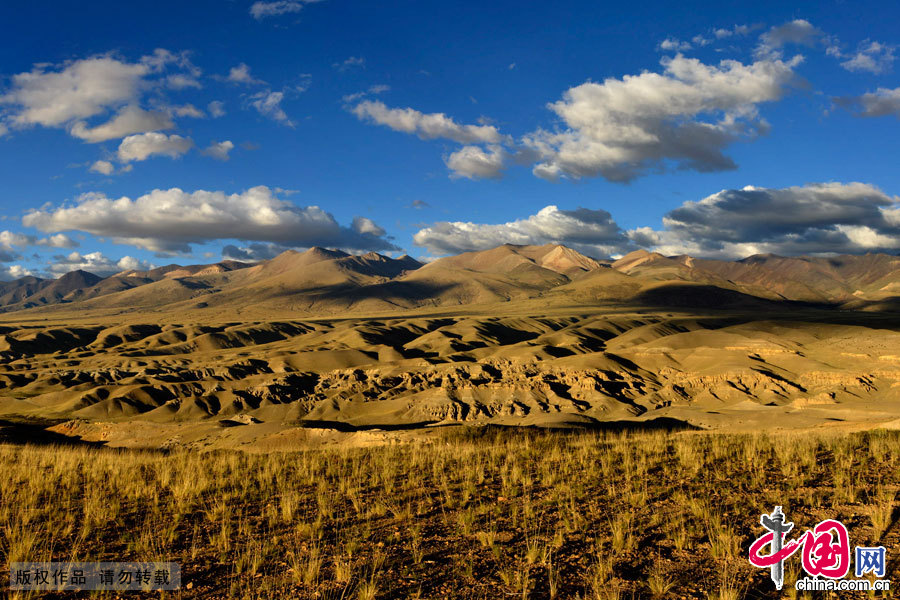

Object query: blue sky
[1,0,899,279]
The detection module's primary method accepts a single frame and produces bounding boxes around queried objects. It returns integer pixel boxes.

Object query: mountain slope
[1,245,900,317]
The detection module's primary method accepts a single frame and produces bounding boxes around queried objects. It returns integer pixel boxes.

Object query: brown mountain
[610,249,900,304]
[0,276,52,306]
[1,244,900,437]
[7,270,103,309]
[2,244,900,318]
[37,248,423,315]
[0,260,253,313]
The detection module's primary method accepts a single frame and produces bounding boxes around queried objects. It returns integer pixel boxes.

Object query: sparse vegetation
[1,427,898,599]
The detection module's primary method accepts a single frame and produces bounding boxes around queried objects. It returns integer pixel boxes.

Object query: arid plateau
[2,243,900,449]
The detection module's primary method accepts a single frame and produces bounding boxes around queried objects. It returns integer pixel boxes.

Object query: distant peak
[304,246,349,259]
[739,253,786,264]
[59,269,102,281]
[622,249,652,259]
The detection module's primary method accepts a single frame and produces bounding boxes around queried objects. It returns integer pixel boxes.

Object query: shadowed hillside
[1,244,899,442]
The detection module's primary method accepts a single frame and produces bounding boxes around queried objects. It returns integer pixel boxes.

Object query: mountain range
[2,244,900,317]
[2,243,900,442]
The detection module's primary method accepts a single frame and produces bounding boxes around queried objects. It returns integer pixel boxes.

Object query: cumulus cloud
[0,230,34,260]
[631,182,900,258]
[659,38,692,52]
[0,56,150,128]
[201,140,235,161]
[117,132,193,162]
[207,100,226,118]
[0,264,33,281]
[351,216,386,237]
[714,25,751,39]
[69,105,174,143]
[36,233,78,248]
[522,54,799,182]
[0,52,195,141]
[46,251,154,277]
[445,145,506,179]
[250,90,292,125]
[341,84,390,104]
[0,231,31,245]
[250,1,322,20]
[334,56,365,72]
[169,104,205,118]
[166,74,201,89]
[89,160,115,175]
[834,41,896,74]
[226,63,264,85]
[0,230,77,261]
[835,87,900,118]
[23,186,400,254]
[352,100,506,144]
[756,19,822,57]
[413,205,633,257]
[222,242,289,261]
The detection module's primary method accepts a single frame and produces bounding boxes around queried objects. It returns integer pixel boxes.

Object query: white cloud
[23,186,399,254]
[837,41,896,74]
[117,132,193,162]
[631,182,900,258]
[0,56,150,128]
[352,100,506,144]
[659,38,692,52]
[756,19,822,58]
[0,230,34,249]
[201,140,235,161]
[0,265,32,281]
[226,63,264,85]
[46,251,154,277]
[250,1,313,20]
[341,84,390,104]
[208,100,226,118]
[351,216,385,236]
[37,233,78,248]
[141,48,196,74]
[69,105,174,142]
[0,230,77,257]
[222,242,289,261]
[836,87,900,118]
[169,104,205,118]
[714,25,751,39]
[334,56,365,72]
[0,51,197,142]
[249,90,292,125]
[523,54,799,182]
[413,205,632,257]
[89,160,115,175]
[166,74,201,89]
[445,145,506,179]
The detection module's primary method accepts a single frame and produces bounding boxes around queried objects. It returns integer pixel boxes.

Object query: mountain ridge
[1,245,899,317]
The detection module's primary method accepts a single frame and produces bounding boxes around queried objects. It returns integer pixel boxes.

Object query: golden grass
[1,428,898,599]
